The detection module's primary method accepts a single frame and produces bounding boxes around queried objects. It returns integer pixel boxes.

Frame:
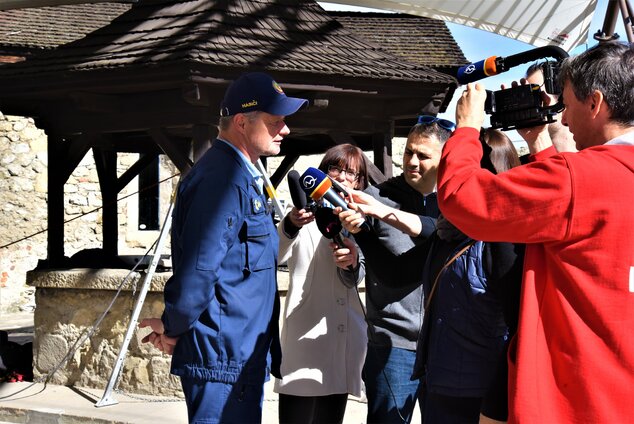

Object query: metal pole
[95,195,175,408]
[595,0,620,42]
[618,0,634,42]
[255,159,285,219]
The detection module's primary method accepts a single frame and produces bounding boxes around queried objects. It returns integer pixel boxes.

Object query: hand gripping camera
[456,46,569,131]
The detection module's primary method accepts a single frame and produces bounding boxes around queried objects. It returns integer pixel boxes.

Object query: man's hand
[347,190,387,219]
[139,318,179,355]
[335,207,365,235]
[456,83,487,130]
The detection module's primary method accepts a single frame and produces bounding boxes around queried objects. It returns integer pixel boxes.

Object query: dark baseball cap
[220,72,308,117]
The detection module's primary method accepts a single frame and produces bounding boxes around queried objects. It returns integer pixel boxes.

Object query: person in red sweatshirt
[437,41,634,424]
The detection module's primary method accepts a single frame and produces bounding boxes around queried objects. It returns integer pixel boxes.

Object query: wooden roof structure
[328,11,467,75]
[0,0,465,265]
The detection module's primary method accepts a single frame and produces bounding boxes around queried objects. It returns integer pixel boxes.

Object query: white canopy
[325,0,598,52]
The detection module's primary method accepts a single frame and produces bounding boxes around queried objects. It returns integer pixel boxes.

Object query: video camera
[456,46,569,131]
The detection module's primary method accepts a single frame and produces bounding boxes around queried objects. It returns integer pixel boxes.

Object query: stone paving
[0,310,384,423]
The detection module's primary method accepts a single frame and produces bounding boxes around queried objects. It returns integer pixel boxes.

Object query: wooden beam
[70,92,122,113]
[63,133,97,180]
[366,161,388,185]
[47,133,66,265]
[372,131,393,179]
[328,131,356,145]
[148,128,193,175]
[92,147,119,258]
[192,124,216,163]
[116,153,159,192]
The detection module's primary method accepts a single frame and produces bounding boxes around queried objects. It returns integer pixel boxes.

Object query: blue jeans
[364,345,424,424]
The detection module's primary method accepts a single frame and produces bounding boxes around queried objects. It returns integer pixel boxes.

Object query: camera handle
[494,46,569,114]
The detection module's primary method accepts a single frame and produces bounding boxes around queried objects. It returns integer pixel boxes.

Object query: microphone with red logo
[299,167,370,232]
[315,206,346,248]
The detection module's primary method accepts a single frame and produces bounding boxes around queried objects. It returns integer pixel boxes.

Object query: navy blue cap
[220,72,308,117]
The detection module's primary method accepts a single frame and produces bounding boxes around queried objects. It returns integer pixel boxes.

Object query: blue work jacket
[162,140,281,385]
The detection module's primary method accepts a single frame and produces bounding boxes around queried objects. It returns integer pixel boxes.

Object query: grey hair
[558,42,634,124]
[217,111,261,131]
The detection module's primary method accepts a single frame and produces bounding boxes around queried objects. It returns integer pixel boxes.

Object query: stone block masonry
[28,268,183,397]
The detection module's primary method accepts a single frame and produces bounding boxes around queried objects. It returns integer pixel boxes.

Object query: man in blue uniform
[140,72,307,423]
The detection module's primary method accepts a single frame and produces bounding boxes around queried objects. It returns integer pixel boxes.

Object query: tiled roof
[0,0,455,84]
[330,11,467,70]
[0,3,131,49]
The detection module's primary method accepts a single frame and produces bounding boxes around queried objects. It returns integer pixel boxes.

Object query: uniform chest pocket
[244,218,275,273]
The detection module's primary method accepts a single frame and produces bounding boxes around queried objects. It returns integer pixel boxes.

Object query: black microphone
[328,176,349,198]
[287,170,310,209]
[315,206,352,270]
[299,167,370,232]
[315,206,344,246]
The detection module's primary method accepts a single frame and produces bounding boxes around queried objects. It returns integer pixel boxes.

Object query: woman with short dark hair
[275,144,369,424]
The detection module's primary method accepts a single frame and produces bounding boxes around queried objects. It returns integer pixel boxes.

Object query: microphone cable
[352,281,411,424]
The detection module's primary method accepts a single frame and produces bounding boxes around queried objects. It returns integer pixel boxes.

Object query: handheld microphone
[299,167,370,232]
[299,167,350,210]
[315,206,345,247]
[456,56,503,85]
[315,206,353,271]
[328,176,350,197]
[287,170,311,210]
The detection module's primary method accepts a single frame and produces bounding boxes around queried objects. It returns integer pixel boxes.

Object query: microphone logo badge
[302,175,316,190]
[464,64,476,75]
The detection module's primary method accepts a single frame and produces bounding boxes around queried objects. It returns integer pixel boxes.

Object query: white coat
[274,218,368,397]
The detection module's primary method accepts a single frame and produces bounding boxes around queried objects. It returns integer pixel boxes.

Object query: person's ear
[234,114,247,132]
[589,89,604,118]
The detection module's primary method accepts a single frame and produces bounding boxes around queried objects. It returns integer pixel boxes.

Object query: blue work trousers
[180,377,265,424]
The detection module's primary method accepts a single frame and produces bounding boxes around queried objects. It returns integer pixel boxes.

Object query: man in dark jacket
[359,117,453,423]
[140,72,307,423]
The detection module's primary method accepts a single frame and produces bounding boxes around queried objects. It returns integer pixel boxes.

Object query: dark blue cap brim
[263,96,309,116]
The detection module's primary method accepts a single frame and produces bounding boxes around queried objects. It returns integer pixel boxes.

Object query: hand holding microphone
[314,205,357,270]
[330,237,358,271]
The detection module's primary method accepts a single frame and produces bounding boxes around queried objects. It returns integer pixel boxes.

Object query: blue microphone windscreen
[456,56,498,84]
[299,167,330,199]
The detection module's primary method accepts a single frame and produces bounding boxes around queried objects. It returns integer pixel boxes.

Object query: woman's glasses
[417,115,456,131]
[328,165,360,181]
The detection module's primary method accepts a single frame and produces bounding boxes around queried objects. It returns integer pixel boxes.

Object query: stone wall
[28,269,182,396]
[0,112,48,313]
[0,111,179,314]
